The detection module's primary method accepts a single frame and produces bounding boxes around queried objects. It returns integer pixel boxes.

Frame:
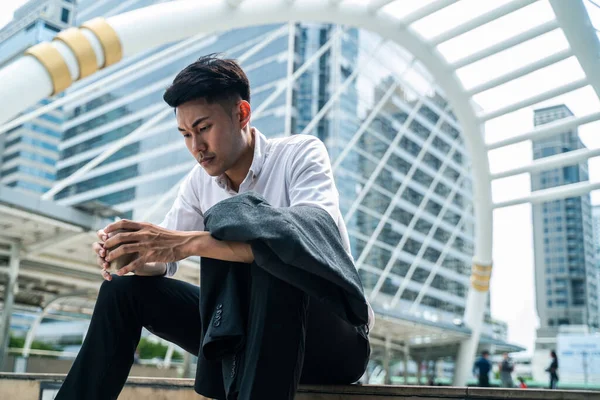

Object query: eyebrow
[177,116,210,132]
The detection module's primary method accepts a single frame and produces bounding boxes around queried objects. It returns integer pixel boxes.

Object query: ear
[238,100,251,129]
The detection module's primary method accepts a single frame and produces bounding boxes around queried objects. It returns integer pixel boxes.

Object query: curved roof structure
[0,0,599,384]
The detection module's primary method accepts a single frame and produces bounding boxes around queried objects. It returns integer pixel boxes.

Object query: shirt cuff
[165,261,178,277]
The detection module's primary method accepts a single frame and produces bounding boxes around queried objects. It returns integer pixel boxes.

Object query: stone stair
[0,373,598,399]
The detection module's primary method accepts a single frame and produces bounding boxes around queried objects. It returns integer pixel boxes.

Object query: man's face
[176,98,245,176]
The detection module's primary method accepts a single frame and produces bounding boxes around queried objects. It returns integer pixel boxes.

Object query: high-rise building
[592,205,600,317]
[0,0,75,194]
[531,104,599,343]
[39,0,493,346]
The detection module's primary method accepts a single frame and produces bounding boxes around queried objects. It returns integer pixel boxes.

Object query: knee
[97,274,162,302]
[97,275,137,304]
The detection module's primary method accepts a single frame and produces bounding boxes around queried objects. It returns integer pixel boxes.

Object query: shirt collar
[248,128,267,178]
[215,128,268,189]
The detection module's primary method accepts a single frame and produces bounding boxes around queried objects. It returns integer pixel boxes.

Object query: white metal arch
[1,0,600,385]
[22,291,94,359]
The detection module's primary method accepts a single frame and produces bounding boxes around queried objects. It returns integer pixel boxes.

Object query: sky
[1,0,600,355]
[0,1,26,29]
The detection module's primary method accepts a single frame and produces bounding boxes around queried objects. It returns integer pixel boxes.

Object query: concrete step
[1,373,599,399]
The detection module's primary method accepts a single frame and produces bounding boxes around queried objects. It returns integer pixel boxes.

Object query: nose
[191,134,206,153]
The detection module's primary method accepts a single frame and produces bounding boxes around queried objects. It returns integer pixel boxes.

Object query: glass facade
[49,0,487,334]
[0,0,74,194]
[531,105,600,339]
[593,205,600,319]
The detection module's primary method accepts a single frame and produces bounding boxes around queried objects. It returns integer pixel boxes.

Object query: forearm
[134,262,167,276]
[184,231,254,264]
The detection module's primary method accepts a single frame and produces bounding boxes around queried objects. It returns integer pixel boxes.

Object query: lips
[200,156,214,166]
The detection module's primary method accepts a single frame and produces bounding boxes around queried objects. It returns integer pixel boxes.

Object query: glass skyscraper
[531,105,599,343]
[8,0,496,341]
[0,0,75,194]
[593,205,600,319]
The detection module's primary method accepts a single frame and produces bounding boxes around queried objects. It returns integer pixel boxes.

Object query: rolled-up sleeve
[159,167,204,276]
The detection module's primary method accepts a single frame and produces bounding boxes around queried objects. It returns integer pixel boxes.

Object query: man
[498,352,514,388]
[56,55,372,400]
[473,350,492,387]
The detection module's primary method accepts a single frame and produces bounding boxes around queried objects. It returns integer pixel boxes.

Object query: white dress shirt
[160,128,374,329]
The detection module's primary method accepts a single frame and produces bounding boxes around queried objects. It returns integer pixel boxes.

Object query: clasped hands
[93,219,201,281]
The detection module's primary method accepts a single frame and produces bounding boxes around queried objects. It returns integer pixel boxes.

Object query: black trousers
[478,375,490,387]
[549,373,559,389]
[56,268,370,400]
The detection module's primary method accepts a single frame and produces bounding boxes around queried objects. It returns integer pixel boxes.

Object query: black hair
[482,350,490,357]
[551,350,557,359]
[163,54,250,110]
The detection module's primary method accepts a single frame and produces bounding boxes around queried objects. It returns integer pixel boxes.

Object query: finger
[92,242,105,256]
[104,219,143,234]
[96,229,107,241]
[101,268,112,281]
[96,255,108,269]
[117,257,143,276]
[105,243,139,262]
[103,231,138,250]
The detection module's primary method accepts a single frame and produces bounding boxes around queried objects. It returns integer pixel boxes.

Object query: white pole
[494,180,600,209]
[0,241,21,370]
[487,111,600,150]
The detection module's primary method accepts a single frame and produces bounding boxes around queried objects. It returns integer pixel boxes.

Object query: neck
[225,127,255,192]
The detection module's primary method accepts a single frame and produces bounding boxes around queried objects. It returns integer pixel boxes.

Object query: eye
[199,125,211,132]
[183,133,191,138]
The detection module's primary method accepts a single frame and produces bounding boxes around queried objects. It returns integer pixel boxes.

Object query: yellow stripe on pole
[54,28,98,79]
[24,42,72,95]
[81,18,123,68]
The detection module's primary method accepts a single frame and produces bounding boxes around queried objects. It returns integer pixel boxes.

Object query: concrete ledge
[297,384,467,399]
[1,373,599,399]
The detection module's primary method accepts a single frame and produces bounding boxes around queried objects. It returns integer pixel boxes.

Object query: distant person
[498,352,514,388]
[473,350,492,387]
[517,377,528,389]
[545,350,559,389]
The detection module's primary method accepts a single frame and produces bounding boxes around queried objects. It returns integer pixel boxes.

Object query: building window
[44,22,60,32]
[61,8,70,23]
